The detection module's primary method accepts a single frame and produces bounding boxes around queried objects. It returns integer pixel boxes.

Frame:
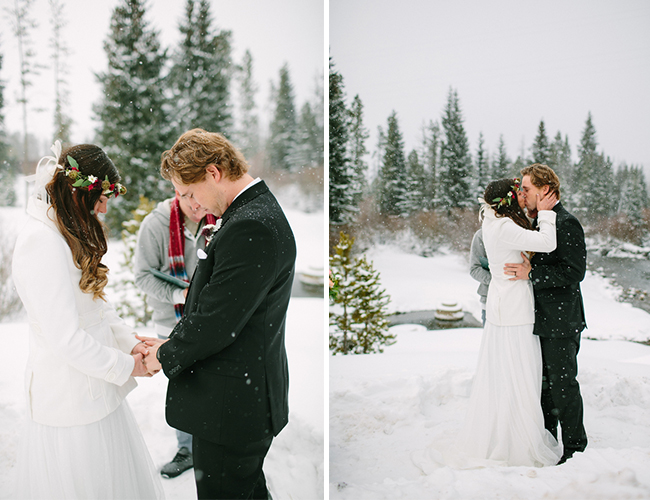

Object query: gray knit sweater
[134,198,209,332]
[469,228,491,307]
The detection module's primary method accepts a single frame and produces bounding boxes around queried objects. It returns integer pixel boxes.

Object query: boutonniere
[200,218,223,244]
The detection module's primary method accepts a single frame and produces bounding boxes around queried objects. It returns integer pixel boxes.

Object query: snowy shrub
[348,198,480,258]
[329,232,394,355]
[0,221,22,319]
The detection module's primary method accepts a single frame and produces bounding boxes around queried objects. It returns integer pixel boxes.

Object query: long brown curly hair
[45,144,120,301]
[484,178,533,230]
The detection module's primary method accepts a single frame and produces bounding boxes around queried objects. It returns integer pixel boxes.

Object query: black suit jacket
[530,202,587,339]
[158,181,296,445]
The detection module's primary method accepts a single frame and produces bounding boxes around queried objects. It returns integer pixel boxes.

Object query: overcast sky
[330,0,650,179]
[1,0,324,152]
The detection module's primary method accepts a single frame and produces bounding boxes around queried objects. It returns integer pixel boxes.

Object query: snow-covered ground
[330,244,650,499]
[0,183,325,499]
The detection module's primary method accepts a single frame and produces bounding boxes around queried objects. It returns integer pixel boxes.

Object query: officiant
[134,189,217,478]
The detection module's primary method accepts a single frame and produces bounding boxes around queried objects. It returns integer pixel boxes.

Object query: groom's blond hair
[160,129,249,184]
[521,163,561,200]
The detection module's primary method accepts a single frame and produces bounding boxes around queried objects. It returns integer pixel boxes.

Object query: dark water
[587,250,650,315]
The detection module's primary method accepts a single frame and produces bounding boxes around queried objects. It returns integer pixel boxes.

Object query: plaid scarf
[169,198,216,320]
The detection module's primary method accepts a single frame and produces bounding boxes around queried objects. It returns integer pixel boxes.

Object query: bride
[12,142,164,498]
[455,178,562,467]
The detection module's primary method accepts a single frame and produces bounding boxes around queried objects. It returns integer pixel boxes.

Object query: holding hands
[130,335,168,377]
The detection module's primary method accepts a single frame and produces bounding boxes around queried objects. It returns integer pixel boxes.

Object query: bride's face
[516,189,526,210]
[94,195,109,216]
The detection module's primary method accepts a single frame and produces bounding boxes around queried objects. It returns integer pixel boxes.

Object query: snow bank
[330,245,650,499]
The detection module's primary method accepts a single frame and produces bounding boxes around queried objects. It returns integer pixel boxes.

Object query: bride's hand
[131,353,152,377]
[536,192,558,211]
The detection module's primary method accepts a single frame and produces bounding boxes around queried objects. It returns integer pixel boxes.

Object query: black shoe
[557,452,573,465]
[161,447,193,478]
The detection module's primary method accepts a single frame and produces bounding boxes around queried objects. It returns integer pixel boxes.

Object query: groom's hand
[504,252,531,281]
[136,335,166,375]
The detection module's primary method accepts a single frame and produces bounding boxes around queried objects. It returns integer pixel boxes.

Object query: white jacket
[482,208,557,326]
[12,196,138,427]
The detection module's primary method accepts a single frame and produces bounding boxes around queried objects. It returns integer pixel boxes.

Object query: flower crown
[491,178,520,208]
[63,155,127,197]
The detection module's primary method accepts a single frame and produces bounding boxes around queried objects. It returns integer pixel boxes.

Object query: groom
[140,129,296,499]
[504,163,588,464]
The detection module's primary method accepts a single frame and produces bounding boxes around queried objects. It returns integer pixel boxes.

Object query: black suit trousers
[193,435,273,500]
[539,336,588,454]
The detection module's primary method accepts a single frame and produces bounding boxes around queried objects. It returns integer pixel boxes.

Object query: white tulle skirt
[454,321,561,467]
[15,401,164,499]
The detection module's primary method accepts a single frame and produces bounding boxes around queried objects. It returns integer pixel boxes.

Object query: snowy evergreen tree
[475,132,489,200]
[49,0,72,145]
[439,88,472,209]
[348,94,369,204]
[169,0,232,137]
[329,232,393,355]
[491,135,511,181]
[310,72,325,168]
[268,63,298,171]
[0,52,17,206]
[615,164,649,242]
[293,101,321,169]
[234,49,260,160]
[401,149,426,214]
[369,125,386,193]
[420,120,440,210]
[94,0,173,230]
[378,111,408,216]
[571,112,599,212]
[548,131,573,204]
[531,119,550,165]
[329,59,357,225]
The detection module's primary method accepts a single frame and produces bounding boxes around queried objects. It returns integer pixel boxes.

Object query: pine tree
[329,59,356,225]
[531,119,550,164]
[234,49,260,160]
[420,120,440,210]
[49,0,72,145]
[615,164,649,243]
[491,134,511,180]
[475,132,489,200]
[293,101,321,169]
[329,232,393,355]
[94,0,172,230]
[548,132,573,205]
[170,0,232,137]
[402,149,426,214]
[348,94,369,205]
[378,111,408,216]
[572,112,599,212]
[268,63,297,171]
[0,52,17,206]
[439,88,472,209]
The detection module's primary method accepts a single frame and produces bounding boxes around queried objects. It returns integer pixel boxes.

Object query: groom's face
[171,171,224,217]
[521,175,548,213]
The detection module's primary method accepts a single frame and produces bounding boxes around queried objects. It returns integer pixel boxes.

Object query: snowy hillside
[330,244,650,499]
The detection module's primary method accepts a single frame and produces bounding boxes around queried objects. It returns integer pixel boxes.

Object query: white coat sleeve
[498,210,557,253]
[103,302,140,354]
[13,229,135,386]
